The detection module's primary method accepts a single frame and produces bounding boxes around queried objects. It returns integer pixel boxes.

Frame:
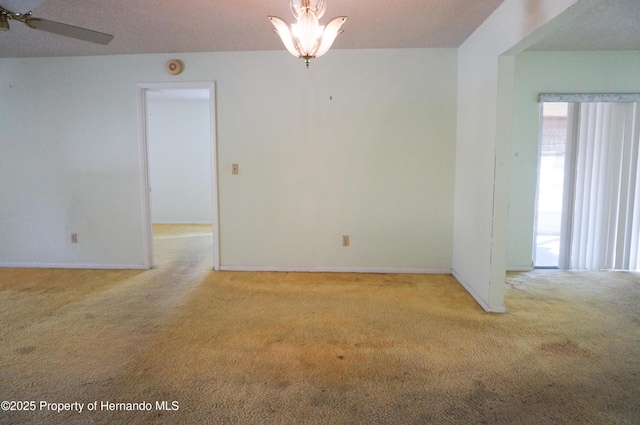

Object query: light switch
[232,164,238,175]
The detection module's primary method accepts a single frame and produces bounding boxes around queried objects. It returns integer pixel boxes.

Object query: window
[534,103,569,268]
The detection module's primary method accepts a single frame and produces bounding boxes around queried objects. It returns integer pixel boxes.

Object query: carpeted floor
[0,224,639,424]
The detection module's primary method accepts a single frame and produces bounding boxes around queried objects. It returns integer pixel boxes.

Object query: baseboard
[507,265,535,272]
[451,269,506,313]
[152,221,213,225]
[0,262,148,270]
[219,266,452,274]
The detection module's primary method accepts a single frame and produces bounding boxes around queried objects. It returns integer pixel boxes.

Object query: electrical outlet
[342,235,349,247]
[232,163,239,175]
[71,233,78,243]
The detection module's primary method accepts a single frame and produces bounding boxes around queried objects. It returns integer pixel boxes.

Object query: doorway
[137,82,220,270]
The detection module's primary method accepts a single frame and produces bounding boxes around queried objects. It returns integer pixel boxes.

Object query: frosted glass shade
[269,0,346,67]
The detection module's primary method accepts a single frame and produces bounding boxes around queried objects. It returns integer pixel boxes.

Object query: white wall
[0,48,457,271]
[507,50,640,270]
[147,99,213,224]
[452,0,602,311]
[0,57,143,268]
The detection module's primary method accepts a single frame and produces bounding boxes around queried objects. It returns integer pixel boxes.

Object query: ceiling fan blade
[25,17,113,45]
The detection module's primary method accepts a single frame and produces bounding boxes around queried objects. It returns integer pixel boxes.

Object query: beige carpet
[1,224,639,424]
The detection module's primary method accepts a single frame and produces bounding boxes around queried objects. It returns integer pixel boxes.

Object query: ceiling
[527,0,640,51]
[0,0,638,59]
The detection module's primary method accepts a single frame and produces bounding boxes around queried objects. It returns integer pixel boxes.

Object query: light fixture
[268,0,346,68]
[0,12,10,31]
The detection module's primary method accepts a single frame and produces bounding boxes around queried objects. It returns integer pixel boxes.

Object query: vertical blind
[569,102,640,270]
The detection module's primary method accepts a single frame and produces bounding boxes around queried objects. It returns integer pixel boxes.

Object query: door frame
[136,81,220,269]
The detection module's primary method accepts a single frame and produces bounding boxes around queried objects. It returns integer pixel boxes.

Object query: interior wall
[0,57,144,268]
[147,99,212,224]
[452,0,594,312]
[507,50,640,270]
[0,48,457,271]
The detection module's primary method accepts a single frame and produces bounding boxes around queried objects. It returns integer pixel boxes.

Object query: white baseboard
[152,221,213,225]
[0,262,148,270]
[452,269,506,313]
[507,265,535,272]
[219,266,452,274]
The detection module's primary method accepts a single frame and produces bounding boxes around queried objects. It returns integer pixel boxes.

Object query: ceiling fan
[0,0,113,45]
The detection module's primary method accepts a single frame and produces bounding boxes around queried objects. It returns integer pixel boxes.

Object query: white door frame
[136,81,220,270]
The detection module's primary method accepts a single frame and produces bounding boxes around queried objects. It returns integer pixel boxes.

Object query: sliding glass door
[535,97,640,271]
[534,103,570,268]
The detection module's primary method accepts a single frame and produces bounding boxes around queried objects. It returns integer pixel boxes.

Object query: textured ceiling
[0,0,638,59]
[527,0,640,51]
[1,0,507,58]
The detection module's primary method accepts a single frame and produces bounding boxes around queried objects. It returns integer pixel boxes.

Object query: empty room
[1,0,639,423]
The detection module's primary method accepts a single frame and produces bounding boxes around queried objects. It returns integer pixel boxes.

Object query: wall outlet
[342,235,349,247]
[71,233,78,243]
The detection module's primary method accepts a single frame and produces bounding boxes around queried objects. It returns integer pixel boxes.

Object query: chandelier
[268,0,347,68]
